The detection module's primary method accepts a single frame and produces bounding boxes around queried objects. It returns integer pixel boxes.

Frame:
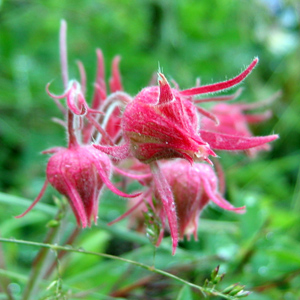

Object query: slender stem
[0,238,14,300]
[59,20,78,148]
[60,20,68,90]
[43,227,81,279]
[0,269,27,283]
[67,110,79,148]
[21,209,65,300]
[0,237,235,299]
[110,257,219,297]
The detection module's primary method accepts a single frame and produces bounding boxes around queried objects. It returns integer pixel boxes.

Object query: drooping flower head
[16,20,139,227]
[15,20,279,256]
[47,145,141,227]
[110,159,245,244]
[94,58,278,254]
[158,160,245,240]
[96,58,278,164]
[121,73,215,164]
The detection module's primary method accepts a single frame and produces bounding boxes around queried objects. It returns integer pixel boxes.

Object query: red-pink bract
[201,102,274,156]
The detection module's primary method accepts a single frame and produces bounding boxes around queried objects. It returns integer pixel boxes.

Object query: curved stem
[59,20,78,148]
[0,237,235,299]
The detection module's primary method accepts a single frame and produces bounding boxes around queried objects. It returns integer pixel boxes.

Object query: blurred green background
[0,0,300,299]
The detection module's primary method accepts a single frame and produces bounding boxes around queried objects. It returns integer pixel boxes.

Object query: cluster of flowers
[17,21,278,255]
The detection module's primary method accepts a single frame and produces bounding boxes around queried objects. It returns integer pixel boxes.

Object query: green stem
[21,208,66,300]
[22,229,60,300]
[0,241,14,300]
[0,269,27,283]
[0,237,235,299]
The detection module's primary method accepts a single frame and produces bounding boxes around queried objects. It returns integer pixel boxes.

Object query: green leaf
[177,285,193,300]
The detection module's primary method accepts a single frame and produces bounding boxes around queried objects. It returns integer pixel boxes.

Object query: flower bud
[46,145,108,227]
[122,74,215,164]
[16,144,140,228]
[160,160,245,240]
[46,145,139,228]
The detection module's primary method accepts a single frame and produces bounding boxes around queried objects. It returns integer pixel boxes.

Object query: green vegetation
[0,1,299,299]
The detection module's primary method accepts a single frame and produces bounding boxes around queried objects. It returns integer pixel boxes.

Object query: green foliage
[0,0,299,299]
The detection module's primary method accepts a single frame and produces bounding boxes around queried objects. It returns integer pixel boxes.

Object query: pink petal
[200,130,279,150]
[202,178,245,213]
[180,58,258,96]
[15,180,49,218]
[158,73,174,104]
[109,56,123,92]
[93,142,131,160]
[150,161,178,255]
[63,175,89,228]
[194,87,243,103]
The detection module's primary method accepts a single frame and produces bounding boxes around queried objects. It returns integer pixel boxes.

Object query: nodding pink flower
[15,20,139,227]
[95,57,278,254]
[16,145,140,228]
[159,160,245,240]
[95,58,278,163]
[121,73,215,164]
[110,160,245,248]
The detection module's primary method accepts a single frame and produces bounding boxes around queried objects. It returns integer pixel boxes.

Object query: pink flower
[95,58,278,254]
[96,58,278,163]
[16,145,140,228]
[121,74,215,164]
[15,20,280,256]
[110,159,244,246]
[158,160,244,240]
[16,21,139,227]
